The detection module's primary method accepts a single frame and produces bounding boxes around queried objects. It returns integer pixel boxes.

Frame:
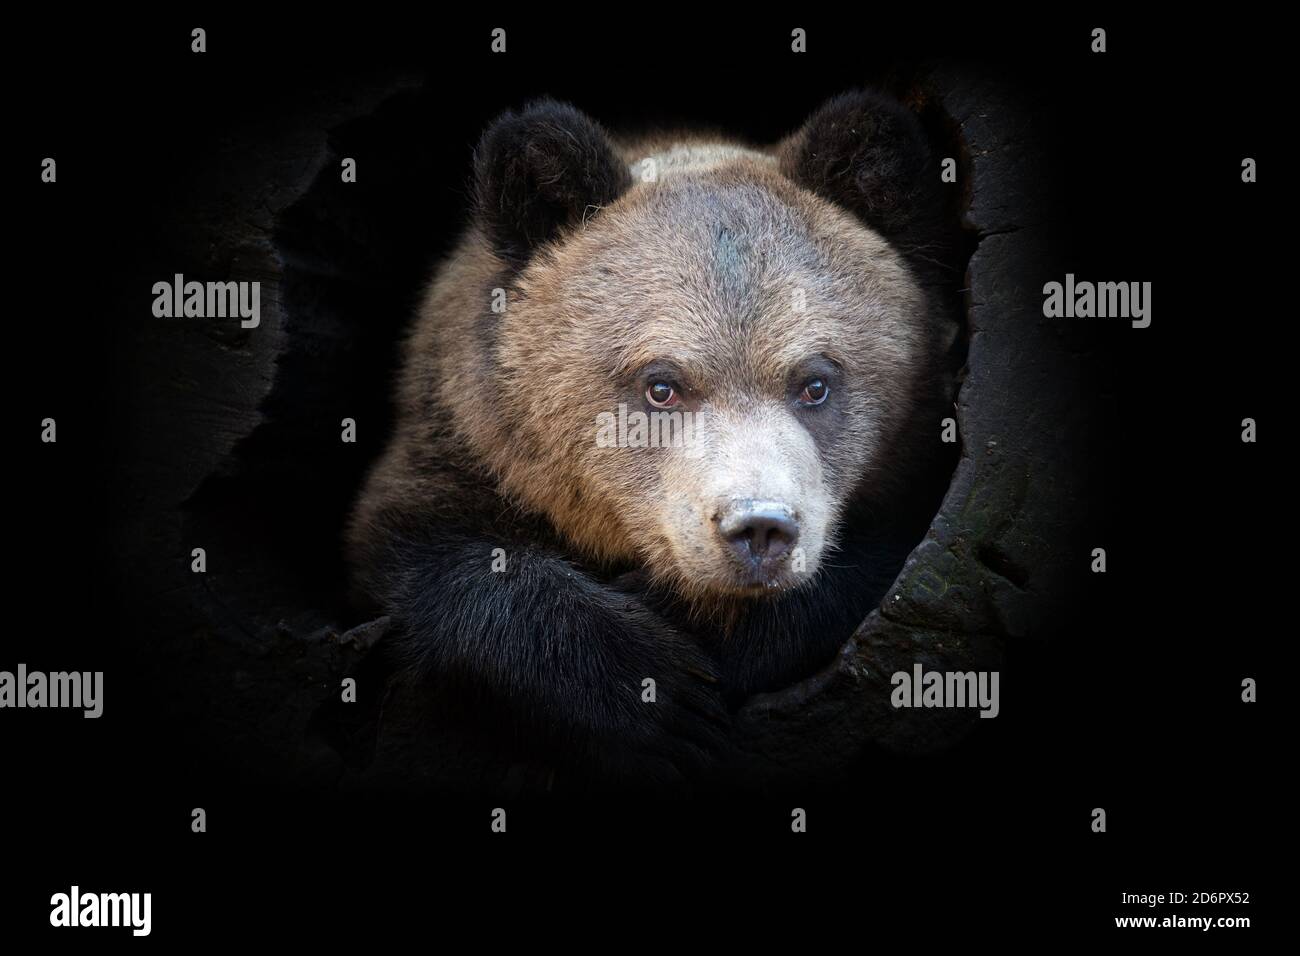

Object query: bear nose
[717,501,799,566]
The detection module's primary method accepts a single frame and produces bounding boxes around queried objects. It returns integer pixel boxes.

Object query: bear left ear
[473,99,632,265]
[778,90,939,243]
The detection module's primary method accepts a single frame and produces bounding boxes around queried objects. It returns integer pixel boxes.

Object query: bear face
[418,95,954,607]
[458,159,934,602]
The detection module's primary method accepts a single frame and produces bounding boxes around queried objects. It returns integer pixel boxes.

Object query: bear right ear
[473,99,632,265]
[777,90,940,245]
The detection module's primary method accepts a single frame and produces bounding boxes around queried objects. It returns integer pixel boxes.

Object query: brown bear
[347,90,962,783]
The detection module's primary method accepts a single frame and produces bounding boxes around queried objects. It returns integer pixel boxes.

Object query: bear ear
[473,99,632,264]
[778,90,939,243]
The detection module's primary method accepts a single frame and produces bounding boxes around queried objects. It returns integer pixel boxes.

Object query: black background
[8,11,1280,942]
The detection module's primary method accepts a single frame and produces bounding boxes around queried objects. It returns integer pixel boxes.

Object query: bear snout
[715,499,800,574]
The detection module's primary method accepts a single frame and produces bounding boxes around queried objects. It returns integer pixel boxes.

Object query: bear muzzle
[715,499,800,584]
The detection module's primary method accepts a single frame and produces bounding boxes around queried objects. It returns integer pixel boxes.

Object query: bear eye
[798,378,829,406]
[646,381,679,408]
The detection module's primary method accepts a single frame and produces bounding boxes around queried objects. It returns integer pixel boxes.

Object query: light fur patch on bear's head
[470,156,932,603]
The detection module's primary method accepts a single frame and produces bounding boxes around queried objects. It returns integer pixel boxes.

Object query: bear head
[448,92,956,605]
